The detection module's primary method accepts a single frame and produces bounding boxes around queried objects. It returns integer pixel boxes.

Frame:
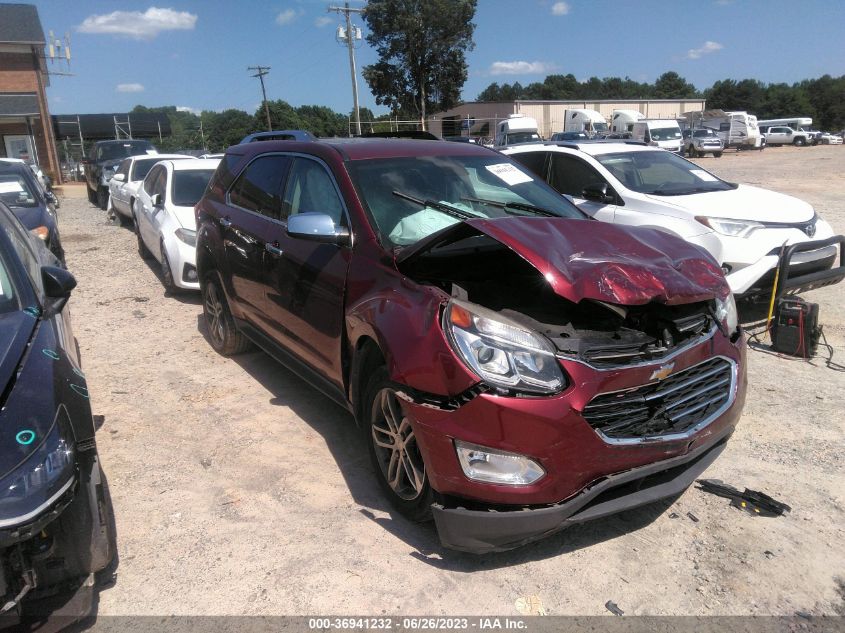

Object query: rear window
[97,141,155,162]
[0,173,38,208]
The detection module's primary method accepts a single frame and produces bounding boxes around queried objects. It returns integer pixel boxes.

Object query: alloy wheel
[370,388,425,501]
[204,281,225,348]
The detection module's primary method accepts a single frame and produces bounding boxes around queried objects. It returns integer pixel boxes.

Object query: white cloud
[315,16,333,28]
[551,2,570,15]
[79,7,197,40]
[489,60,557,76]
[176,105,200,115]
[276,9,301,26]
[686,40,723,59]
[116,83,145,93]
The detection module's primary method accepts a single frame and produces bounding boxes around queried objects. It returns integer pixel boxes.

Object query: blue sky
[28,0,845,118]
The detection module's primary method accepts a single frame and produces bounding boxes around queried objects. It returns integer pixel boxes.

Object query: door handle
[265,242,284,257]
[219,217,232,228]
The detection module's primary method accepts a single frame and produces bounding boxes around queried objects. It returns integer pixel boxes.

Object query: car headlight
[0,410,76,528]
[443,300,564,394]
[30,225,49,241]
[696,216,764,238]
[455,440,545,485]
[175,228,197,246]
[714,294,739,333]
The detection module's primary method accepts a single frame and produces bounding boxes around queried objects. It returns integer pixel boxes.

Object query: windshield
[506,132,540,144]
[97,142,154,162]
[596,151,735,195]
[0,173,38,208]
[171,169,215,207]
[348,154,584,247]
[650,127,682,141]
[593,122,608,134]
[694,129,718,138]
[0,241,21,315]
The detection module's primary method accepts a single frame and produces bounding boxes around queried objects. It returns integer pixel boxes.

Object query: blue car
[0,160,63,264]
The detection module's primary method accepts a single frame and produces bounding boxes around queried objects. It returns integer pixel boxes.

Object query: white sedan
[108,153,195,222]
[133,159,220,292]
[503,142,838,297]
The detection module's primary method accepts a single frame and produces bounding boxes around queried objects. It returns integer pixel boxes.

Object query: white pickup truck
[762,126,812,146]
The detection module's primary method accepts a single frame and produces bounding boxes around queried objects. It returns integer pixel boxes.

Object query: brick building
[0,3,61,182]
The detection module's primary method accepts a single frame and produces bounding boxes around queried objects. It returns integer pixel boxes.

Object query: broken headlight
[714,294,739,333]
[444,300,564,394]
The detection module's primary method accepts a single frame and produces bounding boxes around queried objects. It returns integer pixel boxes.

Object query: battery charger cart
[768,236,845,357]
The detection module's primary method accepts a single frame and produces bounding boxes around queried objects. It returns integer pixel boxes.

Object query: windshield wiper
[392,190,475,220]
[460,196,559,217]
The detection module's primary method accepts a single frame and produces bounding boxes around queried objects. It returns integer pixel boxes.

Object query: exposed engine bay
[403,234,716,367]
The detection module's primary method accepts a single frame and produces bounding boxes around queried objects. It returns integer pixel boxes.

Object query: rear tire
[364,366,433,522]
[201,271,251,355]
[134,208,151,260]
[86,186,97,204]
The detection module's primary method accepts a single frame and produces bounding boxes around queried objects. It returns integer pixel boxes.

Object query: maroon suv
[195,139,747,553]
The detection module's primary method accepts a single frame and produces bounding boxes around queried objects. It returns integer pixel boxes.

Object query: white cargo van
[631,120,683,153]
[494,114,541,147]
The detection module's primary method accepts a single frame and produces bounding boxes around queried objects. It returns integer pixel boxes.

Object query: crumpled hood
[646,184,815,223]
[399,216,728,305]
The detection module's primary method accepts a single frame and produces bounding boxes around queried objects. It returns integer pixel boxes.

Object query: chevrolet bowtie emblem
[650,363,675,381]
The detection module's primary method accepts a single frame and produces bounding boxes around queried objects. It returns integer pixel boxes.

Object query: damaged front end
[398,216,735,371]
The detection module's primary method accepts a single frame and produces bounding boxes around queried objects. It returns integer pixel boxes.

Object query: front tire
[364,366,432,522]
[160,241,179,292]
[793,137,806,147]
[97,187,109,210]
[714,151,723,158]
[133,206,151,259]
[201,271,251,355]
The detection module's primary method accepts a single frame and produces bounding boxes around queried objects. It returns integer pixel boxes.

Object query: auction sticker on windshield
[690,169,718,182]
[485,163,533,186]
[0,182,24,194]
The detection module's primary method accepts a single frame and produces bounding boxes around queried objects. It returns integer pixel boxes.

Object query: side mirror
[42,265,76,314]
[151,193,163,207]
[46,191,60,207]
[287,213,350,245]
[113,173,125,182]
[582,182,615,204]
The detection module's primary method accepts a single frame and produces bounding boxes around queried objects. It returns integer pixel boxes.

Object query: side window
[281,158,344,224]
[1,222,40,291]
[510,152,548,180]
[549,155,606,198]
[229,155,291,220]
[152,167,167,198]
[144,165,162,195]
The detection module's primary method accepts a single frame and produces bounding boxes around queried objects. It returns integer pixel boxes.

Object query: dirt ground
[53,144,844,618]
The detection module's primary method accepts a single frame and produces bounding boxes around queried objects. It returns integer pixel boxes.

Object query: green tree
[362,0,477,127]
[653,71,698,98]
[204,109,257,151]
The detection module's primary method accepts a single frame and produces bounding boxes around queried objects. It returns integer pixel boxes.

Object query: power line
[248,65,272,131]
[328,3,364,136]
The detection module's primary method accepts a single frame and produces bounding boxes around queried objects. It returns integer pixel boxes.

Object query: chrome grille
[582,357,734,441]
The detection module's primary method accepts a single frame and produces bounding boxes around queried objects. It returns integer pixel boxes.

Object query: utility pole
[248,65,272,131]
[328,3,363,136]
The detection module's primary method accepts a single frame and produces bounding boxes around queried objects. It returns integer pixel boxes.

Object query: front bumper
[165,234,200,290]
[433,426,731,553]
[405,330,746,552]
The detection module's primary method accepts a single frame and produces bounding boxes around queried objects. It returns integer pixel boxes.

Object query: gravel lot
[54,145,844,618]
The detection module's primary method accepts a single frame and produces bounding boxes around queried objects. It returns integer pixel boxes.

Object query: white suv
[502,141,838,297]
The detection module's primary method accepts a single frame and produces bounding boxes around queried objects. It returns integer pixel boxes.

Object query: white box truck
[494,114,541,147]
[562,109,608,137]
[631,119,683,153]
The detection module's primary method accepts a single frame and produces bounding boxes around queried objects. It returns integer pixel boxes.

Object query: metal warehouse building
[428,99,707,139]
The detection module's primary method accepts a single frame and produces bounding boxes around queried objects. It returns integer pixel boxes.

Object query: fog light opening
[454,440,544,486]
